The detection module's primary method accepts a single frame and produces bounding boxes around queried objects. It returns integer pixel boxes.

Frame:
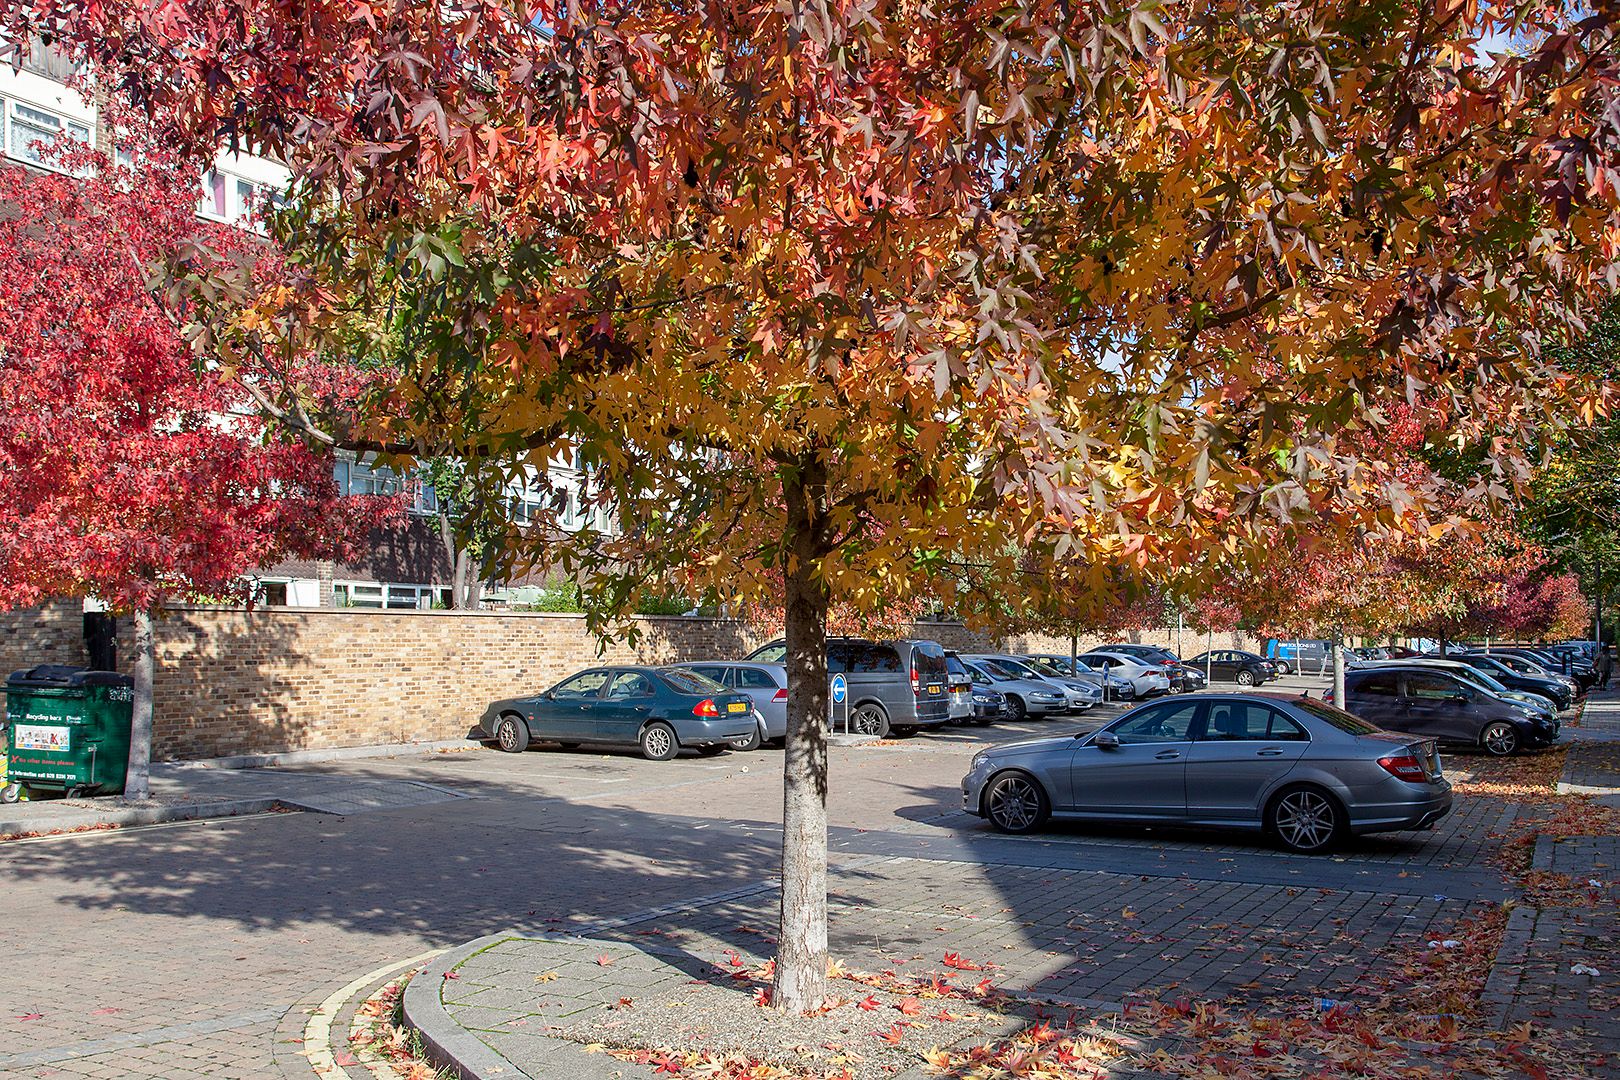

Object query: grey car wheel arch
[982,769,1050,833]
[850,701,890,737]
[1265,783,1345,853]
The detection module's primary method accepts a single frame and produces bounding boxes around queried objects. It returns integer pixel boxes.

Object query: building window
[198,169,281,227]
[4,101,91,169]
[259,582,289,606]
[334,582,446,610]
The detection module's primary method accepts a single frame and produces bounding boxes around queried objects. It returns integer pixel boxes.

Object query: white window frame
[2,97,92,173]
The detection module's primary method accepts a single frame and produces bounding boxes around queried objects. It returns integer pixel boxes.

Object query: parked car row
[479,633,1221,757]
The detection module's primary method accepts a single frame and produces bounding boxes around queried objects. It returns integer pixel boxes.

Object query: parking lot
[0,675,1605,1079]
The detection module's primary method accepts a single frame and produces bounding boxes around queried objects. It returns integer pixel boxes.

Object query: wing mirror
[544,689,556,700]
[1091,730,1120,749]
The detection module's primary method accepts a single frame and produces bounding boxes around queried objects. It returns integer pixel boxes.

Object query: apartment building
[255,454,612,609]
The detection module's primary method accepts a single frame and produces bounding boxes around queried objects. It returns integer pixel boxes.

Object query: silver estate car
[961,692,1452,853]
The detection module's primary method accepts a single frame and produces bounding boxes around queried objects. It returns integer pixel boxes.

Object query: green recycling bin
[4,665,134,799]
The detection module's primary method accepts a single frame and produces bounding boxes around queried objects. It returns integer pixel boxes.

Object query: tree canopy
[11,0,1620,1010]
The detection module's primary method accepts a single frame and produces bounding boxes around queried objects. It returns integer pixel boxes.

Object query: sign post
[830,673,848,734]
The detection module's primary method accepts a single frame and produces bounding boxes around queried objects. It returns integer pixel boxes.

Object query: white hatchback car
[1076,650,1173,698]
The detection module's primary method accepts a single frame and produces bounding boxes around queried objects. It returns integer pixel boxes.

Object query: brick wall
[98,607,1257,761]
[0,601,87,711]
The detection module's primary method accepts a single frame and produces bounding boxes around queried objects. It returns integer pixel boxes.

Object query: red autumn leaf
[856,995,882,1011]
[942,952,983,971]
[723,950,747,968]
[873,1023,905,1044]
[16,1013,43,1021]
[594,953,616,967]
[651,1053,684,1074]
[753,987,772,1007]
[441,972,459,980]
[895,997,923,1016]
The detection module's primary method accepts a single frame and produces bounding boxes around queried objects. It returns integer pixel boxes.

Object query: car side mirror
[1092,730,1120,749]
[544,689,556,700]
[1451,692,1468,704]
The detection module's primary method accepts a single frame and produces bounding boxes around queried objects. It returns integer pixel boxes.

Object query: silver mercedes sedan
[960,692,1452,853]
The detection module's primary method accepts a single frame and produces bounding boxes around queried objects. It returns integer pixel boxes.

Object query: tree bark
[125,607,156,801]
[773,464,831,1015]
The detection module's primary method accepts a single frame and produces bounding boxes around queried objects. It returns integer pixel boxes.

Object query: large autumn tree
[0,127,378,799]
[12,0,1620,1011]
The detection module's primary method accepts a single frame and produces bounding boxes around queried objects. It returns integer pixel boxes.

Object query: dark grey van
[744,637,950,737]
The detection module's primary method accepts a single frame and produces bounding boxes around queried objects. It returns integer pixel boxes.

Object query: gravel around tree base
[563,973,1124,1079]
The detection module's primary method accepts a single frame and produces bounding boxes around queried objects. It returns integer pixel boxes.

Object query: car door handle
[633,706,649,715]
[1154,750,1182,760]
[1256,748,1285,756]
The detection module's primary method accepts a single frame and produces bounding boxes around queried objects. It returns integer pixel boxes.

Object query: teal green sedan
[480,666,758,760]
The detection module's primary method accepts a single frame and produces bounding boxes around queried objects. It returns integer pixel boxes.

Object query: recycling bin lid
[6,665,133,689]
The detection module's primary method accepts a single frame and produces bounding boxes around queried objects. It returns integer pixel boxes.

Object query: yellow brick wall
[4,603,1259,760]
[118,609,1006,760]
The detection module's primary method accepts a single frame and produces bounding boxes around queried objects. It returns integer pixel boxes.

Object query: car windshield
[1294,697,1382,735]
[945,656,969,679]
[961,661,993,685]
[659,668,724,694]
[1025,658,1067,677]
[1446,664,1509,694]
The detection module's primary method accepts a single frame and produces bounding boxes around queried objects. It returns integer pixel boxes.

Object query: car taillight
[772,688,788,703]
[693,698,720,717]
[911,667,920,694]
[1377,754,1427,783]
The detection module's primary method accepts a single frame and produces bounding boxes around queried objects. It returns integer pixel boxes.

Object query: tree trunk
[773,467,831,1015]
[438,509,465,609]
[452,546,478,609]
[125,607,156,801]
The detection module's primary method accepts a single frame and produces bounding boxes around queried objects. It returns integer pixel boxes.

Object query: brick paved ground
[1,691,1614,1080]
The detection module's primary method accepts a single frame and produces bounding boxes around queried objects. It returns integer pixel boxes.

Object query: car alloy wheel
[1235,669,1256,686]
[851,704,890,738]
[496,715,530,753]
[1004,695,1027,722]
[1482,721,1521,757]
[984,773,1049,834]
[1269,787,1342,853]
[640,722,679,761]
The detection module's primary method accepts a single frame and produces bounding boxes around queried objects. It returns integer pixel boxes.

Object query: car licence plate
[928,685,941,694]
[727,702,748,713]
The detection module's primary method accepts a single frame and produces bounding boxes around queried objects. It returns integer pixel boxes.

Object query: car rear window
[659,669,724,694]
[1294,697,1381,735]
[911,642,948,678]
[829,641,902,674]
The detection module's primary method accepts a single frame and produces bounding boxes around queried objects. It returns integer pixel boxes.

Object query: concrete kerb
[402,933,549,1080]
[0,795,281,839]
